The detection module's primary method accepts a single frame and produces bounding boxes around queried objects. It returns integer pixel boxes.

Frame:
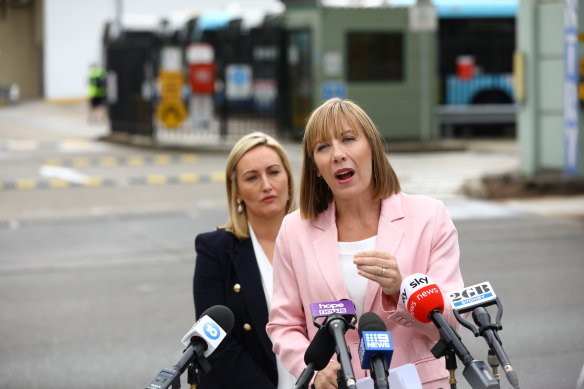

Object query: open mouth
[335,169,355,180]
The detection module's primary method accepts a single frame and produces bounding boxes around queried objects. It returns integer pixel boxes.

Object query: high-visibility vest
[89,67,106,98]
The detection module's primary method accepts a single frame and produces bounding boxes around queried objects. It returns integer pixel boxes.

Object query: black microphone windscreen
[304,327,336,370]
[358,312,387,335]
[200,305,235,333]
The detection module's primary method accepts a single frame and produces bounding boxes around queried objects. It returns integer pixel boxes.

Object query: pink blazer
[266,193,464,387]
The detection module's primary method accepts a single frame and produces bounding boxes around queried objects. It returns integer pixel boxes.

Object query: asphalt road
[1,102,583,389]
[0,209,583,389]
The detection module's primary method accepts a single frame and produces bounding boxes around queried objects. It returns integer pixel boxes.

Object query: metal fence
[106,25,293,145]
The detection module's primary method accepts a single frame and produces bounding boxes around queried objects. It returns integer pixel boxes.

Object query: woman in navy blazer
[193,132,297,389]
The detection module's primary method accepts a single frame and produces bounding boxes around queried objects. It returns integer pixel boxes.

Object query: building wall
[44,0,113,101]
[517,0,584,175]
[284,5,437,140]
[0,0,43,100]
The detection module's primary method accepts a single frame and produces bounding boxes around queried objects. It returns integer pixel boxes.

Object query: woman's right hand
[313,360,340,388]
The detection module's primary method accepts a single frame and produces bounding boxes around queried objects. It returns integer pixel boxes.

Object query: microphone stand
[337,369,348,389]
[187,363,201,388]
[429,310,499,389]
[445,348,457,389]
[431,337,456,389]
[145,342,212,389]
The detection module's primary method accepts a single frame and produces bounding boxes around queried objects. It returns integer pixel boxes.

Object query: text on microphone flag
[448,281,497,313]
[363,332,392,349]
[400,273,444,323]
[310,300,356,318]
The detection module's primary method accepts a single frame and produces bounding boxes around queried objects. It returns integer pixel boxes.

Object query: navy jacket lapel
[232,239,274,360]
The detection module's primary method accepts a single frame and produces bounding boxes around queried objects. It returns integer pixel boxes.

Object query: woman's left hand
[353,250,402,298]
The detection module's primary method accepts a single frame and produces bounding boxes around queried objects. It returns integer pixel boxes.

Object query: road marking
[154,155,171,165]
[72,157,90,168]
[127,156,145,166]
[179,173,199,183]
[39,165,90,184]
[0,139,99,152]
[146,175,167,185]
[41,153,199,167]
[211,172,225,182]
[6,140,39,151]
[16,179,36,190]
[0,171,225,190]
[99,156,118,167]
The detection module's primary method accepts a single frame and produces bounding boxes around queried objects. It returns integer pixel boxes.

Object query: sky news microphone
[145,305,234,389]
[358,312,393,389]
[310,300,358,389]
[448,282,519,389]
[294,325,337,389]
[400,274,499,389]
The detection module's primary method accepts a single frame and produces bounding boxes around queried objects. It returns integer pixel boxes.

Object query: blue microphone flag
[358,331,393,370]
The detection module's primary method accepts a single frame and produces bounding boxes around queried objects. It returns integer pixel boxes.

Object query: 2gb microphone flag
[447,282,497,313]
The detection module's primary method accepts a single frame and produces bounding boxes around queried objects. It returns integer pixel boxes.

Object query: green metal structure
[283,2,438,140]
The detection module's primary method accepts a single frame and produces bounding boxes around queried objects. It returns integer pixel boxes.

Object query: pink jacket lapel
[311,202,351,301]
[363,195,405,313]
[310,196,406,311]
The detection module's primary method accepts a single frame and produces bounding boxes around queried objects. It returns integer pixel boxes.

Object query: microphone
[310,300,358,389]
[358,312,393,389]
[145,305,234,389]
[400,274,499,389]
[294,326,336,389]
[448,282,520,389]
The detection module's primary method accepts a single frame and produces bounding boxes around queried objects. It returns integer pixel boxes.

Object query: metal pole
[420,29,430,141]
[115,0,123,38]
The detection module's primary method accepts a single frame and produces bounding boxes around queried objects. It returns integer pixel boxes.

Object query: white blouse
[249,224,297,389]
[338,235,377,317]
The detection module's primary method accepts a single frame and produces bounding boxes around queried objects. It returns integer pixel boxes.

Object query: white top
[338,236,377,317]
[249,224,297,389]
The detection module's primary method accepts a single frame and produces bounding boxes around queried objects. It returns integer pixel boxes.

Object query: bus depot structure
[281,0,438,140]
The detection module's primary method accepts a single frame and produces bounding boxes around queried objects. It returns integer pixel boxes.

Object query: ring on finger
[378,266,387,277]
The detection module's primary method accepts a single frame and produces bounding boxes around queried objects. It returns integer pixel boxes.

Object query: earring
[237,200,244,213]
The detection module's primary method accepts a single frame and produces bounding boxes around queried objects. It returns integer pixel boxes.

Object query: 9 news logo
[364,332,392,349]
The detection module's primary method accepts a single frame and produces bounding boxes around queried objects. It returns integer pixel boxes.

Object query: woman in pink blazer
[266,98,464,389]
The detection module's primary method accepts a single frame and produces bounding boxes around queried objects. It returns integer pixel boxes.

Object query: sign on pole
[409,1,437,32]
[564,0,580,176]
[157,46,187,129]
[225,64,252,100]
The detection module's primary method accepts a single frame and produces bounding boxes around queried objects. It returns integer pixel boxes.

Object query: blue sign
[322,82,346,100]
[204,322,221,340]
[226,64,252,99]
[564,0,580,176]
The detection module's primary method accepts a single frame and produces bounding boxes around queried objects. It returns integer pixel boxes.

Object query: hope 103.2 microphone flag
[310,300,356,319]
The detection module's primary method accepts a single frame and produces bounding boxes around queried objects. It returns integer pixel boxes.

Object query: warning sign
[156,101,187,129]
[157,70,187,128]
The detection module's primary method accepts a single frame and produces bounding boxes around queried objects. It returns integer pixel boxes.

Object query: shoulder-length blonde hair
[222,131,297,239]
[300,98,401,220]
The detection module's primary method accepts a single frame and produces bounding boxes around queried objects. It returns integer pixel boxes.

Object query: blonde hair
[300,98,400,220]
[223,131,297,239]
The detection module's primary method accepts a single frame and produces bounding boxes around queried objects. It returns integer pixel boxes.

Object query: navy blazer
[193,229,277,389]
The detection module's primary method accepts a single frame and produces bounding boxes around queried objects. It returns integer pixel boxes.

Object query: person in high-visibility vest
[88,64,107,123]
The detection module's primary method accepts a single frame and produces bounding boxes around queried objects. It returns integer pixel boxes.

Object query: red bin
[456,56,475,80]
